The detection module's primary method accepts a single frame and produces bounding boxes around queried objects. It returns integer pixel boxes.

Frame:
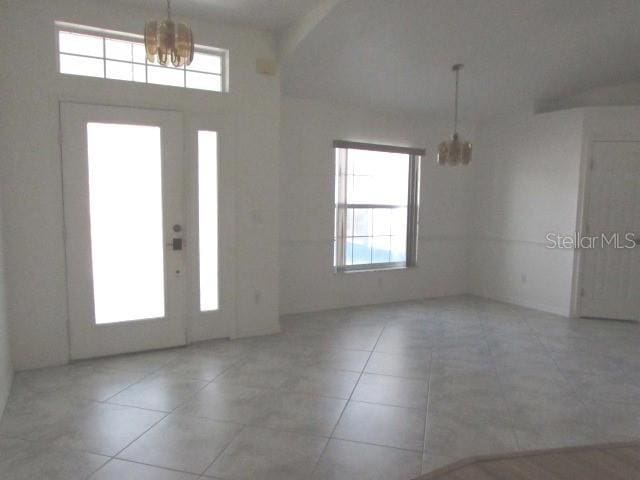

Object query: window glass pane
[105,38,133,61]
[353,208,372,237]
[60,54,104,78]
[352,237,372,265]
[147,65,185,87]
[391,208,408,236]
[372,209,392,236]
[87,123,165,324]
[106,60,133,81]
[372,236,392,263]
[186,71,221,92]
[345,240,354,266]
[346,150,409,205]
[350,174,373,204]
[189,53,222,73]
[133,64,146,83]
[390,236,407,262]
[198,131,219,312]
[59,31,103,57]
[391,209,407,262]
[132,43,147,63]
[346,209,354,237]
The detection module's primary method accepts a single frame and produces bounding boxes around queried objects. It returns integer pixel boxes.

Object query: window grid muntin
[56,24,226,92]
[344,205,407,265]
[334,143,421,272]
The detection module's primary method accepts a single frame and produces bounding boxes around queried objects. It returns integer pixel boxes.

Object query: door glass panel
[198,131,219,311]
[87,123,165,324]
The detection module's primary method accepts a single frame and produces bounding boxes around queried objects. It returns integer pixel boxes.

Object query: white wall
[469,110,585,315]
[279,97,473,314]
[0,0,280,369]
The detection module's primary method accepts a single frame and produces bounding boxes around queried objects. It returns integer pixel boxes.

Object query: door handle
[167,224,183,250]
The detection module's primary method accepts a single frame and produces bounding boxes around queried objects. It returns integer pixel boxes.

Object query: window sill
[335,264,414,274]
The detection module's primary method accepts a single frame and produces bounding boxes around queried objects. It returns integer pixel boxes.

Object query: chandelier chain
[436,63,471,166]
[453,64,461,134]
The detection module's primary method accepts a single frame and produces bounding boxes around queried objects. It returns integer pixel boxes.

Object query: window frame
[55,21,228,93]
[333,140,423,273]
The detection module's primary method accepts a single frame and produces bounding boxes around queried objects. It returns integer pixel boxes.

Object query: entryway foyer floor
[1,296,640,479]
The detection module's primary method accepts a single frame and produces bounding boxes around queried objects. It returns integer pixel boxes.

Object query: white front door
[61,102,227,359]
[581,141,640,321]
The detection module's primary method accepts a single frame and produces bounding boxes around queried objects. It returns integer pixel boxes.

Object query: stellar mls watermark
[546,232,639,249]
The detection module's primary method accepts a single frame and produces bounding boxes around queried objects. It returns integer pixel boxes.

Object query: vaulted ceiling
[281,0,640,119]
[121,0,323,30]
[125,0,640,119]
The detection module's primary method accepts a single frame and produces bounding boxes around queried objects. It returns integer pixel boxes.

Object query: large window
[334,141,422,272]
[56,22,227,92]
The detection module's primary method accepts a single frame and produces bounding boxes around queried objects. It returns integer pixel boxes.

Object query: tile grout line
[531,326,584,400]
[95,456,217,478]
[99,357,182,403]
[198,424,249,477]
[100,352,245,412]
[308,315,389,477]
[421,348,434,473]
[531,324,604,438]
[92,354,256,477]
[477,310,524,453]
[85,455,113,479]
[110,410,172,460]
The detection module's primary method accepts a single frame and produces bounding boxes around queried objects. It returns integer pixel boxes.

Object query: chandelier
[437,64,472,166]
[144,0,195,67]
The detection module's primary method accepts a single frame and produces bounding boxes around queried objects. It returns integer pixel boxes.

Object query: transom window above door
[55,22,228,92]
[334,141,423,272]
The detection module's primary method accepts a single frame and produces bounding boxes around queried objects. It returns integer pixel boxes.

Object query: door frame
[184,114,237,342]
[572,110,640,319]
[59,101,236,360]
[61,102,188,359]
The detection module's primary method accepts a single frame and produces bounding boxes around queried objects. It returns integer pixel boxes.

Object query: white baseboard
[470,291,571,317]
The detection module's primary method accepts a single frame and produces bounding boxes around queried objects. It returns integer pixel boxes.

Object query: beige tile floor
[1,295,640,479]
